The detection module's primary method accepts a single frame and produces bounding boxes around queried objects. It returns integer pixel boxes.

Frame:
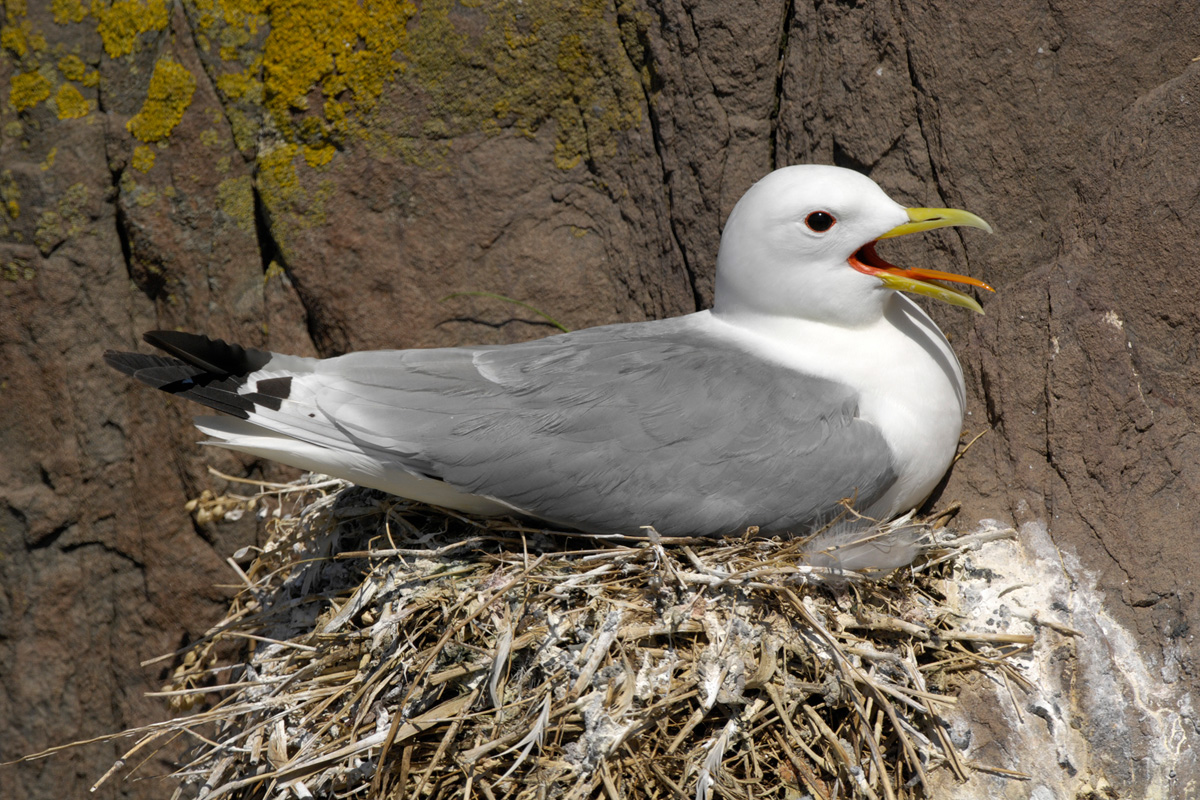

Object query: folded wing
[105,319,897,536]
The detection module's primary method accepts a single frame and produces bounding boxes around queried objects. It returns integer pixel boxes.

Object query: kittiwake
[104,165,993,537]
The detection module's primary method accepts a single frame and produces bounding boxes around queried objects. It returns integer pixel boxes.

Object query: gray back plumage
[310,317,896,536]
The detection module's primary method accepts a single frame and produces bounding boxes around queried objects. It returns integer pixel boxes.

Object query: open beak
[849,207,994,314]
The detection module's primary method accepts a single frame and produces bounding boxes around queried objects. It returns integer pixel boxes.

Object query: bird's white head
[712,165,993,328]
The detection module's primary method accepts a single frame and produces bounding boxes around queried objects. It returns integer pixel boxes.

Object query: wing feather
[303,318,896,535]
[107,318,897,536]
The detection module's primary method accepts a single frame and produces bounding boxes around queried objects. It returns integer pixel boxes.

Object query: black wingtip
[142,330,272,376]
[103,349,144,376]
[104,331,282,420]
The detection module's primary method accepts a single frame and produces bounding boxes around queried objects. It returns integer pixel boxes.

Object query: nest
[92,477,1028,800]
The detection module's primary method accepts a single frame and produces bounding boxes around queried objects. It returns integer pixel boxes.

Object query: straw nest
[93,476,1028,800]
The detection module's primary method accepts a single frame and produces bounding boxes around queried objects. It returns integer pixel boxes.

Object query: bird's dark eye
[805,211,835,232]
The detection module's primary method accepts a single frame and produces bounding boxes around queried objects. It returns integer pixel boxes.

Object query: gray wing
[312,318,897,536]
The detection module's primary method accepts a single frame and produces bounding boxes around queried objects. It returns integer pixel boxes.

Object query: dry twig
[16,481,1032,799]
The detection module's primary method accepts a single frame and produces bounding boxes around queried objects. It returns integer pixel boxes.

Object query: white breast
[700,296,966,519]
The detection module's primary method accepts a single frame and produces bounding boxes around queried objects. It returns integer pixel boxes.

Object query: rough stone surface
[2,1,1199,797]
[928,521,1194,799]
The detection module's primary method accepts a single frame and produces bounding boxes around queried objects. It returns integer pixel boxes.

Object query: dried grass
[35,478,1031,799]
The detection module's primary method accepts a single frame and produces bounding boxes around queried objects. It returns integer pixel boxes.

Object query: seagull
[105,165,992,537]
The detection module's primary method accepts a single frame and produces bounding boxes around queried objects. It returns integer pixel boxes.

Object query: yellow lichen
[41,147,57,170]
[393,0,644,169]
[193,0,265,33]
[272,1,403,107]
[6,0,28,21]
[126,58,196,142]
[1,24,27,57]
[254,0,414,138]
[131,144,156,171]
[92,0,170,59]
[10,71,51,112]
[185,0,648,263]
[3,262,37,281]
[60,183,90,215]
[253,142,338,257]
[119,171,157,208]
[33,211,62,255]
[1,170,19,220]
[263,259,286,281]
[54,82,90,119]
[34,182,90,255]
[302,143,335,168]
[196,0,641,170]
[58,54,87,80]
[322,97,349,140]
[255,143,300,206]
[215,69,259,101]
[215,175,254,233]
[52,0,89,24]
[2,14,46,56]
[81,69,100,87]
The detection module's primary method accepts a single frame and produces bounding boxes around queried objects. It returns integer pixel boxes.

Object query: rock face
[2,1,1198,797]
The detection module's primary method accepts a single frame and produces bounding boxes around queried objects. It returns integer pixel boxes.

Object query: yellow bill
[850,207,995,314]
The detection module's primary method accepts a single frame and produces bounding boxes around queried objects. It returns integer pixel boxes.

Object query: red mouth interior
[848,241,995,292]
[848,242,896,276]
